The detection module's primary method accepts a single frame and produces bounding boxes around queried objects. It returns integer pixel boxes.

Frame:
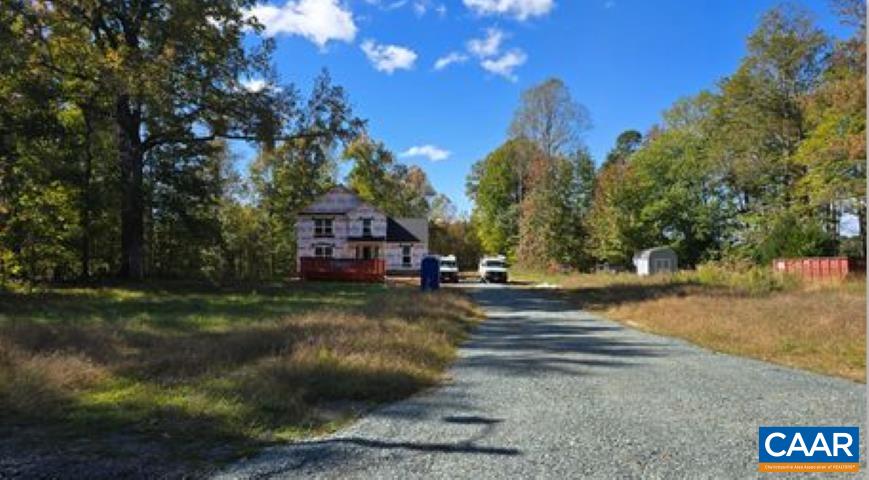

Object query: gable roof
[394,218,428,245]
[386,217,419,242]
[299,185,377,215]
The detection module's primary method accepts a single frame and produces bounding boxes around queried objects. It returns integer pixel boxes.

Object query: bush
[688,261,800,294]
[749,210,833,265]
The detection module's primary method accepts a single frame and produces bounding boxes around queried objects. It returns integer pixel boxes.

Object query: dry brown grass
[0,283,481,469]
[515,270,866,382]
[604,285,865,382]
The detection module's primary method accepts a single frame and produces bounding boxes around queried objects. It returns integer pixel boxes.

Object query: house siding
[346,205,387,238]
[386,243,424,272]
[296,216,350,259]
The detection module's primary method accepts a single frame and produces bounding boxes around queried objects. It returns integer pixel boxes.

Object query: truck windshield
[441,261,456,268]
[484,261,505,268]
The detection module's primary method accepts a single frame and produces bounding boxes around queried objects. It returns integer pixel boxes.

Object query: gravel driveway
[217,285,865,479]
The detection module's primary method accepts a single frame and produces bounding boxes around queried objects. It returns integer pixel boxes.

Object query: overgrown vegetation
[515,268,865,382]
[0,283,480,472]
[0,3,445,285]
[469,1,865,270]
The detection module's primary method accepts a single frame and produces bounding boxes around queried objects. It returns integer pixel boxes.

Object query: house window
[362,218,372,237]
[401,245,412,267]
[314,245,333,258]
[314,218,333,237]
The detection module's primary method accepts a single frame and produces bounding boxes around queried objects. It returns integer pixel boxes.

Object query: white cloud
[367,0,444,16]
[241,79,268,92]
[480,49,527,81]
[463,0,554,20]
[467,27,505,58]
[241,78,283,93]
[435,27,525,80]
[434,51,469,70]
[246,0,357,47]
[400,145,451,161]
[361,40,418,73]
[384,0,408,10]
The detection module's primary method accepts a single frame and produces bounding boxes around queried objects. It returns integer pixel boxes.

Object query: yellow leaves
[103,48,125,70]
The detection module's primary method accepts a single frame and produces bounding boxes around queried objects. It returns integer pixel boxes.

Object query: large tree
[10,1,366,279]
[467,139,532,257]
[505,78,596,268]
[795,0,866,252]
[344,136,434,218]
[710,5,829,210]
[600,130,642,169]
[509,78,591,160]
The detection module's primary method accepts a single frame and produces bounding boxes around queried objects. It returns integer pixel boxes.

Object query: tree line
[468,1,866,271]
[0,0,442,284]
[1,1,864,283]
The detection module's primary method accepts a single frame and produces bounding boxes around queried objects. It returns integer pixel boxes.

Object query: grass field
[514,268,866,382]
[0,282,480,474]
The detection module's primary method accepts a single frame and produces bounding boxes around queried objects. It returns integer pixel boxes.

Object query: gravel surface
[217,285,865,479]
[0,430,219,479]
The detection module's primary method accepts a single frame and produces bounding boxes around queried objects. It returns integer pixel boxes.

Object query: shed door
[653,258,672,272]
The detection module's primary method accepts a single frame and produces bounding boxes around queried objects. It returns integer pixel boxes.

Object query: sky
[236,0,852,215]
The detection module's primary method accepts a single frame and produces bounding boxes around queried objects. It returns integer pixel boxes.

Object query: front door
[355,245,380,260]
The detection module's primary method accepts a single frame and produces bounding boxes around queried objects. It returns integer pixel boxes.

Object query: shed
[633,247,678,276]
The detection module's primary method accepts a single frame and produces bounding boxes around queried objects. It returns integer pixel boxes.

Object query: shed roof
[633,246,676,260]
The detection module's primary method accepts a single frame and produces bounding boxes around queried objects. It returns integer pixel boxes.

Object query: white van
[478,255,508,283]
[438,255,459,283]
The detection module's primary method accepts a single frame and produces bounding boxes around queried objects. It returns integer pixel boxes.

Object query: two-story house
[296,186,428,281]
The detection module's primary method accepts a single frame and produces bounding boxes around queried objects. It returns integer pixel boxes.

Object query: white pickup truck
[438,255,459,283]
[478,255,508,283]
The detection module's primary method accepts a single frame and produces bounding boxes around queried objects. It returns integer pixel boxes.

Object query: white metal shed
[633,247,678,276]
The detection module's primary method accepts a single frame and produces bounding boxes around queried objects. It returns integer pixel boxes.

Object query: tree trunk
[859,200,867,258]
[81,171,91,280]
[117,95,145,279]
[80,109,94,280]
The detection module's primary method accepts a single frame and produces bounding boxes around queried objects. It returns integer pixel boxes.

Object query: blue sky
[238,0,851,214]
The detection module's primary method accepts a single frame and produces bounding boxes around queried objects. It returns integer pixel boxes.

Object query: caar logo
[759,426,860,473]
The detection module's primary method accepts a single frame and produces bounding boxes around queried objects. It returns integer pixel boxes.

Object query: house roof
[298,185,375,215]
[386,218,419,242]
[396,218,428,244]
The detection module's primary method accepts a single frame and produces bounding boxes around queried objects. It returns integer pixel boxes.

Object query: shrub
[689,261,801,294]
[748,210,833,265]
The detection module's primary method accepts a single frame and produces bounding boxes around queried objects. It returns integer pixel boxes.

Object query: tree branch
[142,130,333,151]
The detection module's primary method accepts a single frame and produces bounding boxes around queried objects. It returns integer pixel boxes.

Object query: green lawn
[0,282,480,474]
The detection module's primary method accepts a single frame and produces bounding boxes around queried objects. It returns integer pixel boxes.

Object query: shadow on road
[457,287,671,377]
[557,281,699,310]
[302,435,520,456]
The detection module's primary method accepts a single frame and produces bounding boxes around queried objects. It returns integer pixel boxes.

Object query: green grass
[0,282,481,473]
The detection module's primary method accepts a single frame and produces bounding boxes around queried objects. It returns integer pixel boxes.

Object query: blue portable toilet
[420,256,440,291]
